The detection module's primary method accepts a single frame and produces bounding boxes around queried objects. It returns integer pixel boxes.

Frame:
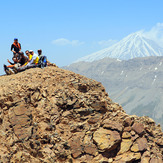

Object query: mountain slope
[75,32,163,62]
[0,66,162,162]
[64,56,163,129]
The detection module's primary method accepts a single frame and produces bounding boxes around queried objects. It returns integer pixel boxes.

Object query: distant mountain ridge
[64,56,163,129]
[75,32,163,62]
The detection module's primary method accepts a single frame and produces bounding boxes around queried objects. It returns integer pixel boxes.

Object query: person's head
[19,52,24,55]
[25,50,29,56]
[29,50,34,55]
[13,57,17,63]
[37,49,42,56]
[20,51,24,57]
[14,38,18,43]
[25,50,29,55]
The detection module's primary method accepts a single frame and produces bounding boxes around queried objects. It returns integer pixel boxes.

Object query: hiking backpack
[38,56,47,68]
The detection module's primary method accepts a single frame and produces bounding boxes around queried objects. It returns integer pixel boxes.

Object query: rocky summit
[0,66,162,163]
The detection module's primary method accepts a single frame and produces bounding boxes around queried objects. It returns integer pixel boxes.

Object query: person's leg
[16,63,35,71]
[8,68,14,74]
[13,63,37,73]
[26,64,37,69]
[14,63,21,68]
[7,64,15,68]
[16,64,28,72]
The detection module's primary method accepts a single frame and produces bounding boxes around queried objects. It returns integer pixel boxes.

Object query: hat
[29,50,33,53]
[14,38,18,40]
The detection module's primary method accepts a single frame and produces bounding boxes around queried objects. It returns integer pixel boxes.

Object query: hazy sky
[1,0,163,74]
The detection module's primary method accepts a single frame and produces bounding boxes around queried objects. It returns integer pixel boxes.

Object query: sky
[1,0,163,74]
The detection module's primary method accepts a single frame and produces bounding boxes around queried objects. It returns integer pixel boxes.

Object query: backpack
[38,56,47,68]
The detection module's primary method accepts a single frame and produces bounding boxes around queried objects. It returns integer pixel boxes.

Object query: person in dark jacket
[11,38,21,63]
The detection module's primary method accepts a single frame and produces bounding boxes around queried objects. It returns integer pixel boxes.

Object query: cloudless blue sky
[1,0,163,74]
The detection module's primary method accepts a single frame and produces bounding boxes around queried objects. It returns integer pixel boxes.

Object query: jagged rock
[122,132,131,139]
[93,128,121,152]
[123,126,132,132]
[123,117,133,127]
[0,66,162,162]
[141,151,150,163]
[102,119,123,132]
[88,114,101,124]
[150,157,162,163]
[156,137,163,146]
[132,122,144,135]
[68,132,85,158]
[83,133,98,156]
[114,152,141,162]
[118,139,133,155]
[93,154,109,163]
[131,137,148,152]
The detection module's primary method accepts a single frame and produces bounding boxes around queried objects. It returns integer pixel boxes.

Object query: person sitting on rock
[37,49,52,67]
[23,50,33,66]
[14,50,39,73]
[4,52,28,75]
[37,49,48,68]
[7,52,28,68]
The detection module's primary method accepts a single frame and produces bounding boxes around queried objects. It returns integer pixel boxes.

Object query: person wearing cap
[11,38,21,63]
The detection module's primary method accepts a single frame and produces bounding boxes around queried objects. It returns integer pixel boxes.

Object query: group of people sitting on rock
[4,38,48,75]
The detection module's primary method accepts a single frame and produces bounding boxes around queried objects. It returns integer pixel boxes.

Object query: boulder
[132,122,144,135]
[102,119,123,132]
[118,139,133,155]
[131,137,148,152]
[93,128,121,152]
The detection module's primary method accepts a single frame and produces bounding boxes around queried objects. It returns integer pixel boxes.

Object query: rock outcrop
[0,66,162,162]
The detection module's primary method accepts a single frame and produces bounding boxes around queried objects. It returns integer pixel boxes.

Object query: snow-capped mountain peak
[75,31,163,62]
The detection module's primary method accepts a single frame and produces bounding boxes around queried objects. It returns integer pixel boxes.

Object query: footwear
[8,68,15,75]
[4,64,9,71]
[6,70,11,75]
[4,64,11,75]
[13,67,18,73]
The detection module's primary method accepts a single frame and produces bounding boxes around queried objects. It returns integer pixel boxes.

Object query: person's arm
[22,55,32,66]
[29,57,34,64]
[30,54,37,64]
[11,44,16,54]
[19,43,21,52]
[25,57,32,65]
[7,59,14,65]
[17,57,21,63]
[21,60,30,67]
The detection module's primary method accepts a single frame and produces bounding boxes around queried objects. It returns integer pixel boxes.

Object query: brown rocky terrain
[0,66,162,162]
